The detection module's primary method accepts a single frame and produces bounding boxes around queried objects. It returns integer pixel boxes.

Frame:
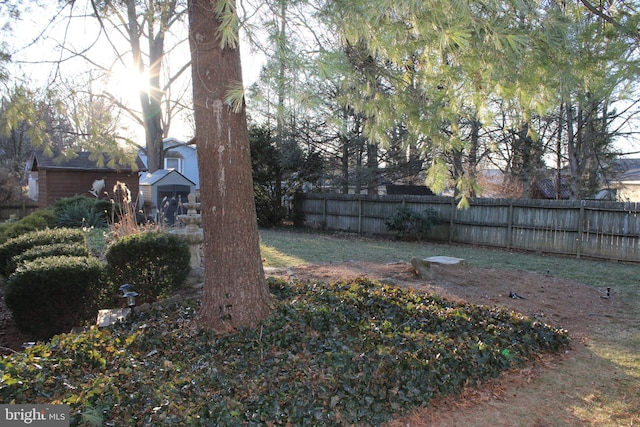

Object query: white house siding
[618,181,640,202]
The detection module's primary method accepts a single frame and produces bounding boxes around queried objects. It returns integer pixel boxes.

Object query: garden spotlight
[119,283,138,314]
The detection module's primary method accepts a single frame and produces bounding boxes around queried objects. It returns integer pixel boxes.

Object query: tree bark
[366,142,378,195]
[188,0,271,331]
[566,100,579,200]
[123,0,182,173]
[466,118,479,198]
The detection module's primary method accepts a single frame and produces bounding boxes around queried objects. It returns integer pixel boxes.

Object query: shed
[139,169,196,224]
[26,151,146,209]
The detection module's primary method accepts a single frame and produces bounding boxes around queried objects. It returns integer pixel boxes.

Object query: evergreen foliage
[0,208,57,245]
[52,195,109,228]
[0,228,86,276]
[105,232,190,303]
[7,242,90,276]
[385,206,443,242]
[0,278,569,425]
[4,255,107,340]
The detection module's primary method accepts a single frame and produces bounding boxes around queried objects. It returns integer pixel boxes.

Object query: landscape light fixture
[119,283,139,314]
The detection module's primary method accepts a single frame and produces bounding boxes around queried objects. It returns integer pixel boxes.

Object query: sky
[4,1,639,158]
[5,1,266,145]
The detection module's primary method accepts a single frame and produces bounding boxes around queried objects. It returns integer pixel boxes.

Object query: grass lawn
[259,228,639,292]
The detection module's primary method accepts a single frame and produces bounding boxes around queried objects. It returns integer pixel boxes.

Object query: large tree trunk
[142,34,166,173]
[556,103,564,200]
[366,142,378,195]
[466,118,479,198]
[124,0,183,173]
[566,100,580,200]
[188,0,271,331]
[341,134,349,194]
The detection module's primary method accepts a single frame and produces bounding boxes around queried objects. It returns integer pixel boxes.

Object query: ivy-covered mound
[0,278,569,426]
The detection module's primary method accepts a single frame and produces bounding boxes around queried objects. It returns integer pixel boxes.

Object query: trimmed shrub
[7,243,90,276]
[4,255,107,340]
[52,195,108,228]
[385,206,442,242]
[0,228,86,276]
[105,232,190,303]
[0,208,57,245]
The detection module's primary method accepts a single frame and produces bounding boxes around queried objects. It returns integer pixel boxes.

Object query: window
[165,157,183,173]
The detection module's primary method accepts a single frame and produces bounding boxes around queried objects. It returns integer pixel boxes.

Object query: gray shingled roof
[535,177,571,199]
[27,151,147,172]
[611,158,640,182]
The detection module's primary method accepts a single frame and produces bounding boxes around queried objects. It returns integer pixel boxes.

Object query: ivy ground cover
[1,278,569,426]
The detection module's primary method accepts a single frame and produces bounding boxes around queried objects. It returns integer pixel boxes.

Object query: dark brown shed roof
[27,151,147,173]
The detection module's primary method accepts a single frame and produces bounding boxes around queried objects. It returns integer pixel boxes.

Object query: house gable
[139,169,196,214]
[138,138,200,189]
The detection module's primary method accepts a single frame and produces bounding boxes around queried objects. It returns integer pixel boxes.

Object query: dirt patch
[271,260,618,337]
[267,260,627,426]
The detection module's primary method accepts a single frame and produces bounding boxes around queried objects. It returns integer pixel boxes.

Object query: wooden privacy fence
[0,202,38,222]
[297,193,640,263]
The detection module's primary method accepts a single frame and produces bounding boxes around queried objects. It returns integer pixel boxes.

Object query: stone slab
[411,256,467,279]
[423,256,467,266]
[96,308,130,327]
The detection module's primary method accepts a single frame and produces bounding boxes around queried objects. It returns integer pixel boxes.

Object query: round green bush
[384,206,442,242]
[105,232,190,304]
[0,208,57,245]
[4,255,107,340]
[0,228,86,276]
[7,243,91,275]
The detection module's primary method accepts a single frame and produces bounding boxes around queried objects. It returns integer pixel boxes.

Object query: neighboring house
[139,169,196,224]
[26,151,146,209]
[138,137,200,189]
[606,158,640,202]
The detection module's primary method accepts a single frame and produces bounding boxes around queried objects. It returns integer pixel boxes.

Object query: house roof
[608,158,640,182]
[617,167,640,183]
[611,158,640,174]
[165,150,184,158]
[139,169,196,186]
[27,150,147,173]
[534,177,571,199]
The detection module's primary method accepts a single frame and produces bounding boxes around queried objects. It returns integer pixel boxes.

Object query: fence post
[323,195,327,225]
[577,201,584,259]
[448,197,455,244]
[506,201,514,249]
[358,197,362,234]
